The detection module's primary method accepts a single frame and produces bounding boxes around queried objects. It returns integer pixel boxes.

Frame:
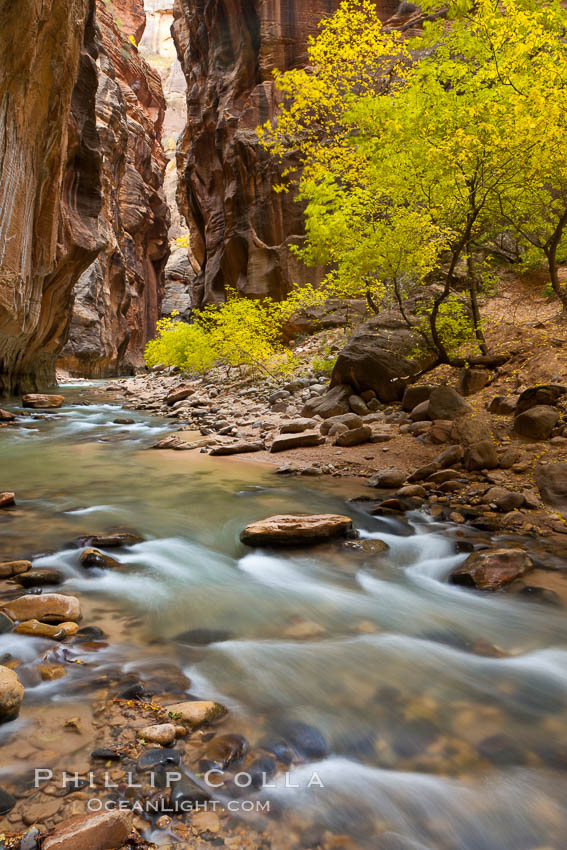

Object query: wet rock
[75,626,106,642]
[392,717,439,758]
[257,735,293,765]
[75,531,143,548]
[280,418,318,434]
[59,621,79,637]
[38,664,66,681]
[0,666,24,722]
[459,368,490,396]
[402,385,435,412]
[119,683,149,701]
[535,462,567,515]
[428,387,472,420]
[334,425,372,447]
[0,786,16,814]
[165,385,195,405]
[269,431,325,452]
[91,747,124,761]
[22,394,65,409]
[137,748,181,772]
[368,468,406,489]
[343,539,389,555]
[513,405,560,440]
[175,628,232,646]
[0,559,32,578]
[283,619,326,638]
[15,568,63,587]
[0,612,13,634]
[3,593,81,624]
[449,548,535,590]
[166,700,228,728]
[139,723,177,746]
[0,492,16,508]
[516,383,567,414]
[477,733,526,765]
[280,721,328,759]
[301,384,351,419]
[209,441,263,455]
[0,409,16,422]
[42,810,133,850]
[113,417,134,425]
[80,548,120,569]
[249,754,277,788]
[320,413,363,434]
[170,775,210,808]
[488,395,518,416]
[240,514,355,546]
[463,440,499,471]
[517,585,562,606]
[201,734,249,770]
[14,619,66,640]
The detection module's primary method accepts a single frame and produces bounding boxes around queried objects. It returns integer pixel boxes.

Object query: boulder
[409,401,431,422]
[269,432,325,453]
[0,492,15,508]
[488,395,518,416]
[402,385,435,412]
[534,463,567,515]
[349,394,370,416]
[240,514,354,546]
[449,549,535,590]
[328,423,348,437]
[0,666,24,722]
[42,810,133,850]
[14,568,63,587]
[513,406,560,440]
[22,394,65,409]
[210,442,263,455]
[482,487,525,512]
[334,426,372,447]
[429,420,453,444]
[2,593,82,624]
[0,409,16,422]
[0,560,32,578]
[458,368,491,396]
[435,445,464,468]
[165,385,195,406]
[368,468,407,489]
[408,462,440,482]
[450,413,493,447]
[301,384,351,420]
[331,311,438,402]
[166,700,227,728]
[320,413,363,434]
[516,384,567,414]
[279,418,318,434]
[463,441,499,470]
[428,387,472,421]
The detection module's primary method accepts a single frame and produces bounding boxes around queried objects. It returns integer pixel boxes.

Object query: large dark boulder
[330,311,437,403]
[516,384,567,415]
[513,406,560,440]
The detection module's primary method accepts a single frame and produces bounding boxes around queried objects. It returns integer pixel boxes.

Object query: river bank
[2,388,567,849]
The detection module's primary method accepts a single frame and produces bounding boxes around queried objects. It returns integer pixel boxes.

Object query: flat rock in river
[22,394,64,408]
[241,513,355,546]
[2,593,82,624]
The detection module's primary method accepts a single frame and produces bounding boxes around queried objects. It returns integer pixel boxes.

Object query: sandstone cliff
[171,0,400,308]
[59,0,170,377]
[0,0,102,395]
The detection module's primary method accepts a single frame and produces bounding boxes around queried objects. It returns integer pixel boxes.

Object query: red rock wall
[59,0,170,377]
[0,0,103,395]
[171,0,400,307]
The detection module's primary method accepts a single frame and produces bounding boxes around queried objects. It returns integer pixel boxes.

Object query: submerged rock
[75,531,143,548]
[279,720,329,759]
[3,593,82,624]
[0,666,24,722]
[170,775,210,808]
[175,628,232,645]
[42,810,133,850]
[449,548,535,590]
[240,514,355,546]
[0,786,16,814]
[201,734,249,770]
[137,748,181,772]
[22,394,64,409]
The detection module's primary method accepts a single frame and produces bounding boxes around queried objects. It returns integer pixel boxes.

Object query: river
[1,387,567,849]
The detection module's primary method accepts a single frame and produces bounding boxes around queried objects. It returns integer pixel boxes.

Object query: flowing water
[2,388,567,849]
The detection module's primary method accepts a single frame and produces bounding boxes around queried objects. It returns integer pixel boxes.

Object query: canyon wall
[0,0,102,395]
[171,0,400,308]
[59,0,170,377]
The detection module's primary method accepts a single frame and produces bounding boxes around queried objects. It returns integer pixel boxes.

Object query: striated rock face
[59,0,170,377]
[0,0,102,395]
[172,0,399,307]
